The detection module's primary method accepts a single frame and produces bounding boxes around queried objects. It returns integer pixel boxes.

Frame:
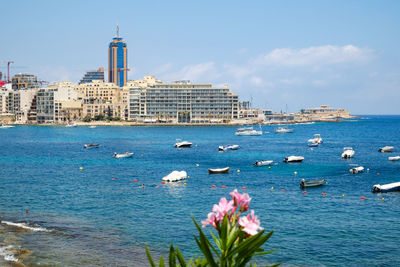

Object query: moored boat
[113,152,133,158]
[342,147,355,158]
[218,144,240,151]
[378,146,394,153]
[235,126,262,136]
[307,142,319,147]
[389,156,400,161]
[174,140,192,148]
[253,160,273,166]
[89,126,97,129]
[300,178,326,188]
[65,122,77,127]
[372,182,400,193]
[349,166,364,174]
[84,143,100,149]
[308,134,323,144]
[162,171,187,182]
[283,156,304,163]
[274,127,294,133]
[208,167,230,174]
[0,124,14,129]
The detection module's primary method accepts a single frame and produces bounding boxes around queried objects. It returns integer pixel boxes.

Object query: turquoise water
[1,116,400,266]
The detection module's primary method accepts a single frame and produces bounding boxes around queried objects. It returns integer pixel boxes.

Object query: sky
[1,0,399,114]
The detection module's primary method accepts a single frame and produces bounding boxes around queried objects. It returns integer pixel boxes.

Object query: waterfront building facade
[127,76,239,123]
[11,73,40,90]
[8,89,37,123]
[79,68,105,84]
[108,28,128,87]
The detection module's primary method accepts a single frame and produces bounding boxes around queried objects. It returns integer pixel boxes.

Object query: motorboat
[65,122,77,127]
[235,126,262,136]
[349,166,364,174]
[174,140,192,148]
[208,167,230,174]
[218,144,240,151]
[0,124,14,129]
[307,142,319,147]
[89,126,97,129]
[372,182,400,193]
[308,134,323,144]
[389,156,400,161]
[342,147,355,158]
[84,143,100,149]
[274,127,294,133]
[378,146,394,153]
[113,152,133,158]
[283,156,304,163]
[253,160,273,167]
[300,178,326,188]
[162,171,187,182]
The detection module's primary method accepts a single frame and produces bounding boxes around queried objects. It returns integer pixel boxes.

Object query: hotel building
[108,27,128,87]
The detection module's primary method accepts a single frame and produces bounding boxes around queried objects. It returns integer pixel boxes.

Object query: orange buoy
[212,185,216,188]
[133,179,138,182]
[112,178,116,180]
[242,186,247,189]
[360,196,366,200]
[377,173,380,176]
[161,181,165,184]
[321,193,327,196]
[19,184,22,187]
[302,191,307,194]
[25,209,29,213]
[281,189,285,192]
[222,185,226,189]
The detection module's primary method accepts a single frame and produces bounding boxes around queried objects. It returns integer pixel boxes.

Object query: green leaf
[210,231,221,251]
[159,255,165,267]
[145,244,156,267]
[169,245,176,267]
[237,231,274,261]
[175,247,187,267]
[192,216,220,262]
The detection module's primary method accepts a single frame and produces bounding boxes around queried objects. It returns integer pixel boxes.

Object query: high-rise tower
[108,26,128,87]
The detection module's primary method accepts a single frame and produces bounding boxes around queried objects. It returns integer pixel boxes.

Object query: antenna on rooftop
[116,24,119,38]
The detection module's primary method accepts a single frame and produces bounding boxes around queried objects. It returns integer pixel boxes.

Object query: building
[8,89,37,123]
[301,105,351,120]
[108,26,128,87]
[37,82,81,123]
[11,73,40,90]
[79,67,105,84]
[127,76,239,123]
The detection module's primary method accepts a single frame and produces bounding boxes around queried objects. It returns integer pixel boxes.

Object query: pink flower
[202,212,217,228]
[238,210,263,236]
[229,189,251,211]
[212,197,234,221]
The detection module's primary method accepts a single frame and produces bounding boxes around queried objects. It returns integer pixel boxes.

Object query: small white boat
[274,127,294,133]
[89,126,97,129]
[162,171,187,182]
[84,143,100,149]
[113,152,133,158]
[349,166,364,174]
[235,126,262,136]
[174,140,192,148]
[307,142,319,147]
[218,144,240,151]
[378,146,394,153]
[208,167,230,174]
[308,134,323,144]
[342,147,355,159]
[372,182,400,193]
[65,122,77,128]
[0,124,14,129]
[254,160,273,166]
[283,156,304,163]
[389,156,400,161]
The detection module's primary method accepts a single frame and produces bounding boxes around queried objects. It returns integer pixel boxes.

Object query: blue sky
[1,0,399,114]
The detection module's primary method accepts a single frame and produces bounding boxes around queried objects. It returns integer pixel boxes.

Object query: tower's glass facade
[108,37,128,87]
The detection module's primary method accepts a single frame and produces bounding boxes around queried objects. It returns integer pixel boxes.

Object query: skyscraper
[108,26,128,87]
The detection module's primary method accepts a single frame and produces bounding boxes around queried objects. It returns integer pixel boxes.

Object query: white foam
[0,245,18,262]
[1,220,50,232]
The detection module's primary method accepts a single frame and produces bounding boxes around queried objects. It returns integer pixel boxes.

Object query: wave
[1,220,50,232]
[0,245,18,262]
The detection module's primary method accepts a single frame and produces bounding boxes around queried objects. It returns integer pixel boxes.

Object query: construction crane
[0,61,14,82]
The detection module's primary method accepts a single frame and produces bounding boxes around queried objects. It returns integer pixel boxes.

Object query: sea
[1,115,400,266]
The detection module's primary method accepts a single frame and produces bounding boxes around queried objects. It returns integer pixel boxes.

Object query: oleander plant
[146,189,280,267]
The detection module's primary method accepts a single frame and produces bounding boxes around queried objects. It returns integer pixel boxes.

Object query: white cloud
[160,62,219,82]
[253,45,374,67]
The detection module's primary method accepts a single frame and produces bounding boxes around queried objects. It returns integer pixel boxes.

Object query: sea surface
[1,116,400,266]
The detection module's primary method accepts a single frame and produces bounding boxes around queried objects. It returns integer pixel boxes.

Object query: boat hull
[300,179,325,188]
[208,167,229,174]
